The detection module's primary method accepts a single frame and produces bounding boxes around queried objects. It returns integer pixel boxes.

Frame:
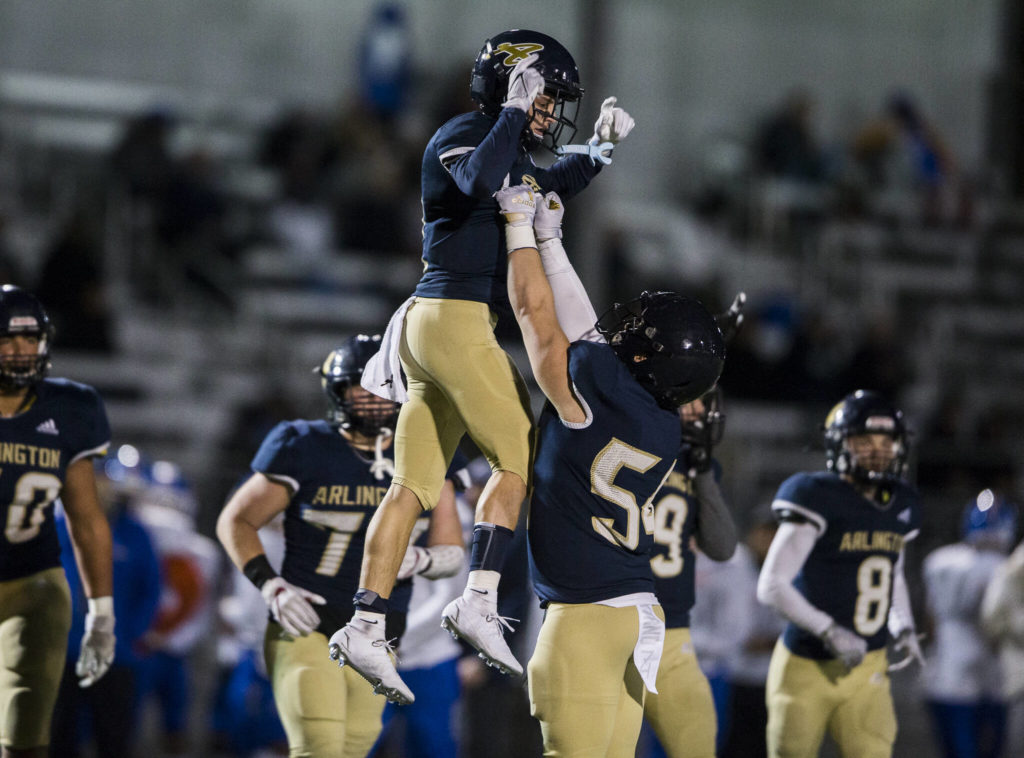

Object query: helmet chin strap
[369,428,395,481]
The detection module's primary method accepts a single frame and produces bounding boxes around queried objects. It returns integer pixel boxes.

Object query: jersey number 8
[853,555,892,636]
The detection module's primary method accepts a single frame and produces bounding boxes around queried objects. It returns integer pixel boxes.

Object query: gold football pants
[641,627,716,758]
[0,567,71,750]
[265,622,386,758]
[766,640,896,758]
[394,297,534,509]
[529,602,662,757]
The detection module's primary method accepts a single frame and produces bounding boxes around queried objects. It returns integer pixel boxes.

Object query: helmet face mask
[824,390,908,488]
[319,335,399,438]
[0,285,54,392]
[597,291,726,411]
[470,29,583,152]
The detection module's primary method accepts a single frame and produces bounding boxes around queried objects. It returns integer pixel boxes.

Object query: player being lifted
[217,335,465,753]
[0,285,115,758]
[757,390,925,758]
[331,29,635,703]
[497,185,726,756]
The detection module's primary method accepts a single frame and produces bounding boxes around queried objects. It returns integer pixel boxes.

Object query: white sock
[354,609,385,625]
[465,570,501,601]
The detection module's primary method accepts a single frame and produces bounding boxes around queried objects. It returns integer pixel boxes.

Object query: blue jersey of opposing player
[529,341,681,605]
[0,378,110,581]
[772,471,921,659]
[416,108,601,306]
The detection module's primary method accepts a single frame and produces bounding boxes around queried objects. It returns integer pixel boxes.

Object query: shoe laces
[370,635,401,665]
[484,612,519,634]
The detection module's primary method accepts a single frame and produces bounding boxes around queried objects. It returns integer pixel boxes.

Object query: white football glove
[821,622,867,669]
[591,97,635,146]
[77,597,116,688]
[534,191,565,242]
[501,54,544,113]
[495,185,539,252]
[888,629,926,672]
[261,576,327,638]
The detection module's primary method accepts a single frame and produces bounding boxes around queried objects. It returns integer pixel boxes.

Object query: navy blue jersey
[772,471,922,659]
[251,421,464,633]
[649,470,699,628]
[529,341,681,605]
[416,109,601,306]
[0,378,110,581]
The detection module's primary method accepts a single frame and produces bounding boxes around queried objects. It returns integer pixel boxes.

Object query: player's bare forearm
[216,473,290,571]
[507,246,580,420]
[62,457,114,598]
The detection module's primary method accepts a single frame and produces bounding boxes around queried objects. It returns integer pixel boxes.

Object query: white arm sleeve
[757,520,834,637]
[887,549,915,636]
[537,238,604,344]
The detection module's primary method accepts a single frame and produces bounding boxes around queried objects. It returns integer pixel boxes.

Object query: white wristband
[87,596,114,617]
[505,224,537,253]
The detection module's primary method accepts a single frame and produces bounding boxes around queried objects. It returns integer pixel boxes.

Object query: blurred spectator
[358,3,413,123]
[330,99,421,257]
[50,457,163,758]
[852,91,969,224]
[841,306,914,400]
[922,490,1019,758]
[34,207,114,352]
[0,211,27,285]
[110,110,177,201]
[259,108,338,203]
[982,533,1024,758]
[721,518,786,758]
[753,88,826,182]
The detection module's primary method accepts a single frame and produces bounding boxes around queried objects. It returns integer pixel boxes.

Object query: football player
[0,285,115,758]
[216,335,465,756]
[336,29,637,702]
[923,490,1018,758]
[757,390,924,758]
[639,389,739,758]
[497,185,726,756]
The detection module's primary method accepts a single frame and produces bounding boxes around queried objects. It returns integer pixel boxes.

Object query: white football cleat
[441,592,523,676]
[328,618,414,705]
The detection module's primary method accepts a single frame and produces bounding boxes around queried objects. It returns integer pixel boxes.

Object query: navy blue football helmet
[318,334,399,437]
[824,390,908,486]
[0,284,54,391]
[597,291,726,411]
[470,29,583,151]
